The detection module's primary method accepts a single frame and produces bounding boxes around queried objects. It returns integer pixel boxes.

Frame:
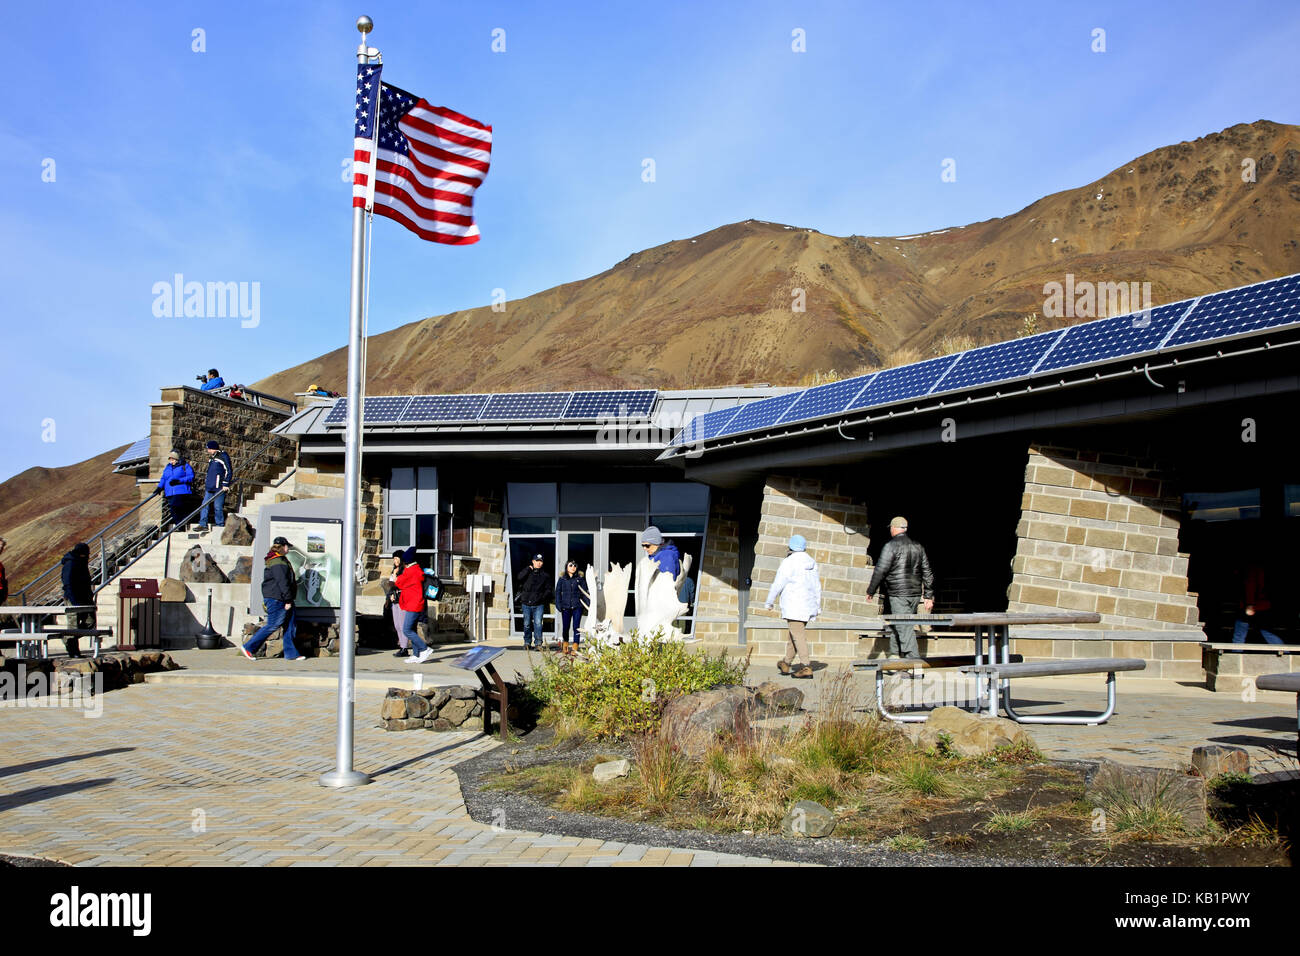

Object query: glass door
[600,517,641,629]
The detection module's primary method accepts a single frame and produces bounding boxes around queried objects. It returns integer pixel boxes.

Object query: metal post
[321,15,376,789]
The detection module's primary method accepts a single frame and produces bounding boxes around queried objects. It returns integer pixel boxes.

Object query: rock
[781,800,836,838]
[593,759,630,782]
[159,578,190,603]
[917,707,1033,757]
[440,698,476,727]
[381,697,410,721]
[178,546,227,584]
[470,701,483,717]
[447,685,477,700]
[228,556,253,585]
[415,687,452,711]
[754,680,804,713]
[406,695,432,719]
[1191,745,1249,778]
[431,718,454,731]
[1086,759,1208,831]
[274,493,295,504]
[264,636,282,659]
[661,685,754,754]
[394,717,425,731]
[423,719,436,729]
[242,622,259,639]
[220,516,256,547]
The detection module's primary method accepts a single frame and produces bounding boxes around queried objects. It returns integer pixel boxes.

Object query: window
[386,468,473,577]
[1183,490,1261,522]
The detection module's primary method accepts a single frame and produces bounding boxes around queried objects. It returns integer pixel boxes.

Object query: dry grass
[932,335,976,356]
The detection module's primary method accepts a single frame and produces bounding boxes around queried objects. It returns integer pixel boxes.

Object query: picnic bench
[1200,642,1300,692]
[962,658,1147,725]
[1254,673,1300,748]
[855,654,1026,723]
[0,605,111,659]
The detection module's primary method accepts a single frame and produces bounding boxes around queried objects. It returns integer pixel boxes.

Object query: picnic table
[861,611,1144,724]
[0,605,108,659]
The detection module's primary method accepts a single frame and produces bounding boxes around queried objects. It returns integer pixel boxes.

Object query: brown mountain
[254,120,1299,398]
[0,446,138,596]
[3,120,1297,587]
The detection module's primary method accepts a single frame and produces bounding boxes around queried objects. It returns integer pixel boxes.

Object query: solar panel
[322,396,413,425]
[777,374,875,425]
[564,390,657,420]
[480,392,573,420]
[1036,301,1190,374]
[1164,273,1300,348]
[113,437,150,465]
[671,405,742,445]
[713,391,804,439]
[939,329,1064,392]
[323,399,347,426]
[399,394,490,422]
[846,354,960,411]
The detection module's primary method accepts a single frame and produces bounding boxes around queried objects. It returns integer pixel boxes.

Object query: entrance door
[599,518,641,629]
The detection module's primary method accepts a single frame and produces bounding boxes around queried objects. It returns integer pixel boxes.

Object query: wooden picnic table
[0,605,103,659]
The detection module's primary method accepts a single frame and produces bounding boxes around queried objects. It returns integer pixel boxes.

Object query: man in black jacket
[515,552,551,650]
[60,542,94,658]
[237,536,304,661]
[867,516,934,658]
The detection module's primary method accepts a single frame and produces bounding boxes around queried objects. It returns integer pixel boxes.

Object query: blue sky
[2,0,1297,482]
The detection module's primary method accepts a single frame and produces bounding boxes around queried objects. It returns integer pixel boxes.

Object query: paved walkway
[0,682,789,866]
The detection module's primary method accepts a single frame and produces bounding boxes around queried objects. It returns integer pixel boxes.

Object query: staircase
[91,464,299,648]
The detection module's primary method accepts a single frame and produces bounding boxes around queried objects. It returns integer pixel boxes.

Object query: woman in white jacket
[764,534,821,678]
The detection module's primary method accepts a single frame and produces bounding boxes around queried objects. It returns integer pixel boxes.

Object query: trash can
[118,578,161,650]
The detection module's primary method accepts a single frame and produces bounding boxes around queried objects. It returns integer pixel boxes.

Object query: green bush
[526,635,749,738]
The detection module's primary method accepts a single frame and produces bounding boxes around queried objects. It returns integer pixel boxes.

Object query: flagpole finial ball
[356,15,373,34]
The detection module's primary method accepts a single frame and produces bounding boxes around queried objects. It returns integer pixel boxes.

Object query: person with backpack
[196,440,233,531]
[152,449,195,530]
[392,547,434,664]
[764,534,821,679]
[60,542,93,659]
[554,560,590,655]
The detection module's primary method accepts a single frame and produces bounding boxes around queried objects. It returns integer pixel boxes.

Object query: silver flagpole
[320,14,376,788]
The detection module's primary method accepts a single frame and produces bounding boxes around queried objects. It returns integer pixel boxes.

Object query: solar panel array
[323,390,659,426]
[668,272,1300,448]
[113,437,151,466]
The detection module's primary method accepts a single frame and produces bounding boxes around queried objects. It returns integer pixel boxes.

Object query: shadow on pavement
[0,748,135,781]
[0,778,115,813]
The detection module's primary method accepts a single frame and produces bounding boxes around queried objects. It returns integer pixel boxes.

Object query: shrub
[526,636,749,738]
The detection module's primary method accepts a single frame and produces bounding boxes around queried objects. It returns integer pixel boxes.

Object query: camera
[195,373,208,383]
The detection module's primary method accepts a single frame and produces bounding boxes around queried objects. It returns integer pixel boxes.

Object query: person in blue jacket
[199,369,225,391]
[640,526,681,578]
[554,561,590,654]
[153,449,195,530]
[196,440,233,531]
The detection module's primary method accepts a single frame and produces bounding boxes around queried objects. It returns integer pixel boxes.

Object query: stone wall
[293,459,384,586]
[148,386,295,507]
[747,475,872,662]
[693,490,742,642]
[470,484,509,641]
[1007,443,1202,632]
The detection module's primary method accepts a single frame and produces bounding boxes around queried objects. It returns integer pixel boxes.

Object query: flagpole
[320,14,377,789]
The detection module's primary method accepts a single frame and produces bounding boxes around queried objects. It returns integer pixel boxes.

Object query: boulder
[178,546,227,584]
[406,695,432,719]
[220,516,256,547]
[440,697,476,727]
[593,759,630,782]
[159,578,190,603]
[754,680,804,714]
[431,718,454,731]
[274,493,296,504]
[917,706,1034,757]
[228,556,253,585]
[381,697,410,721]
[661,685,753,754]
[416,688,452,711]
[781,800,836,838]
[1086,759,1208,831]
[447,685,478,701]
[1191,744,1249,778]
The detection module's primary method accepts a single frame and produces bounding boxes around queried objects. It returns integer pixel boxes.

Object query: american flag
[352,64,492,245]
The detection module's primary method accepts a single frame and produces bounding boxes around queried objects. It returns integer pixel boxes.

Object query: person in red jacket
[392,547,434,664]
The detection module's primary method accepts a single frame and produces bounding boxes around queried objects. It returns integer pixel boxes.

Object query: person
[60,541,93,658]
[515,552,551,650]
[866,516,935,659]
[764,534,820,679]
[0,537,8,606]
[1232,563,1284,646]
[554,560,590,654]
[238,536,304,660]
[392,547,435,664]
[196,440,232,531]
[382,552,408,657]
[679,573,696,635]
[200,369,225,391]
[152,450,195,530]
[640,526,681,577]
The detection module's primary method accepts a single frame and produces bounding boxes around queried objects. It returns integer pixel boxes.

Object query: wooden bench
[961,658,1146,725]
[854,654,1024,723]
[1,628,112,659]
[1255,673,1300,749]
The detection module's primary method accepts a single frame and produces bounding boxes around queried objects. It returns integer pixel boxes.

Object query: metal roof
[111,437,150,472]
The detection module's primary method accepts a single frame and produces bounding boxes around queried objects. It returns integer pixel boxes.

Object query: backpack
[424,570,443,603]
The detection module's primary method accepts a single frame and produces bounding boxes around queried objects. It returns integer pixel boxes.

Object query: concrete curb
[143,670,458,692]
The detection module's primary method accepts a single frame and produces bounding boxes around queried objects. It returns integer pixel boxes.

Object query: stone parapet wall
[150,387,294,500]
[470,484,509,641]
[693,491,741,641]
[1007,444,1202,631]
